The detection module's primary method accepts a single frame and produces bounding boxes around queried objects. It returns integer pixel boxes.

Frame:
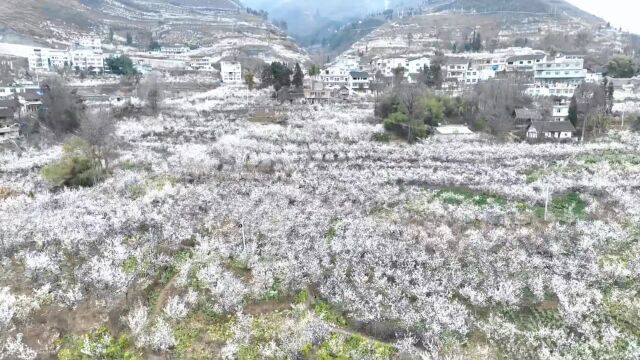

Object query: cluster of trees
[106,55,137,76]
[417,62,443,89]
[606,56,638,78]
[377,76,538,140]
[568,79,616,138]
[148,38,161,51]
[376,85,470,141]
[246,8,268,20]
[453,31,483,53]
[37,77,117,187]
[259,62,304,91]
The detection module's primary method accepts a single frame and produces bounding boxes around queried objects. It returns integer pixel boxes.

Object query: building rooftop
[507,54,546,62]
[529,121,576,133]
[349,71,369,78]
[434,125,473,135]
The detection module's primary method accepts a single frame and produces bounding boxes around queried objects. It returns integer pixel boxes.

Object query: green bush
[106,55,138,76]
[42,138,106,188]
[56,326,140,360]
[383,112,427,141]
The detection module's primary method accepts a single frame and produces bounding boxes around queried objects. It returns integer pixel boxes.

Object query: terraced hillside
[0,0,308,63]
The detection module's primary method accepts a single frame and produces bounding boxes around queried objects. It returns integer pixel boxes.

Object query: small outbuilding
[434,125,474,135]
[526,121,575,140]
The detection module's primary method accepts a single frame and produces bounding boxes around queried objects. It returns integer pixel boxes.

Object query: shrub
[107,55,138,76]
[56,326,140,360]
[41,138,106,188]
[383,112,427,141]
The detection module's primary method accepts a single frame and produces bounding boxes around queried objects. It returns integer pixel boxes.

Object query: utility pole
[580,114,587,143]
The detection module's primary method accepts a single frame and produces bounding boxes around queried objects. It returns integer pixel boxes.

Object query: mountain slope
[0,0,309,63]
[435,0,602,24]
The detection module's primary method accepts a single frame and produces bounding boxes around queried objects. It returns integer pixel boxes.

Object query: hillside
[0,0,309,63]
[434,0,602,24]
[337,0,630,68]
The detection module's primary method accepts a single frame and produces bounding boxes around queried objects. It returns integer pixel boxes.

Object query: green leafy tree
[270,62,291,91]
[383,112,427,142]
[260,64,274,89]
[41,138,107,188]
[392,66,405,87]
[309,64,321,76]
[126,32,133,46]
[606,56,636,78]
[568,95,578,126]
[292,63,304,88]
[244,73,255,90]
[106,55,137,76]
[472,32,483,52]
[148,38,161,51]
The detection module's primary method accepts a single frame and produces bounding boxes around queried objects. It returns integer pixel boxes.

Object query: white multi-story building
[70,48,104,73]
[47,49,71,69]
[552,102,570,121]
[28,46,104,73]
[78,37,102,51]
[506,54,546,72]
[190,57,215,71]
[534,54,587,86]
[28,48,70,72]
[445,57,469,82]
[160,47,190,55]
[348,71,370,92]
[407,57,431,74]
[526,83,579,98]
[463,68,496,85]
[320,66,350,88]
[220,61,242,83]
[373,57,410,77]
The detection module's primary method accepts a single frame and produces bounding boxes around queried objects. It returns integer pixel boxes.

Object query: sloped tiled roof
[528,121,576,133]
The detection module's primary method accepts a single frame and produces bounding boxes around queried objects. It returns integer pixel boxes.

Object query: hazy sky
[566,0,639,34]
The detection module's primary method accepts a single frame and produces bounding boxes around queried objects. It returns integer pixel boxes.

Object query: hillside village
[0,25,636,143]
[1,1,640,359]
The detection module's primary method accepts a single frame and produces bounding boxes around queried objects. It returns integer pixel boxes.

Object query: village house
[373,57,410,77]
[28,44,104,73]
[0,98,19,124]
[506,54,546,72]
[70,47,105,73]
[0,81,40,98]
[526,121,576,141]
[220,61,242,83]
[304,80,332,104]
[407,56,431,74]
[77,37,102,51]
[320,66,350,89]
[514,108,543,127]
[552,101,570,121]
[160,47,190,55]
[444,57,470,83]
[189,57,215,71]
[0,123,19,141]
[526,82,580,98]
[348,71,370,92]
[0,56,28,74]
[18,90,43,115]
[534,54,587,87]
